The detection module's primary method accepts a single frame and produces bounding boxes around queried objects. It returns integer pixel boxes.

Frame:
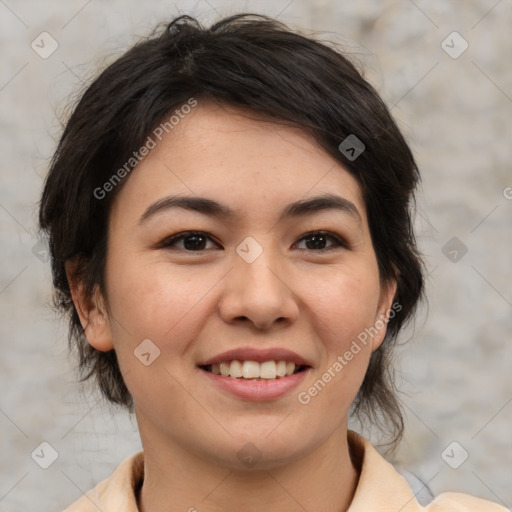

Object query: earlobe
[65,260,114,352]
[371,278,398,352]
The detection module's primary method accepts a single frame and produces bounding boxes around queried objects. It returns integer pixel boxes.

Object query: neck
[136,424,360,512]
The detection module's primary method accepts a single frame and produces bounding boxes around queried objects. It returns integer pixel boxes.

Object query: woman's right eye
[159,231,220,251]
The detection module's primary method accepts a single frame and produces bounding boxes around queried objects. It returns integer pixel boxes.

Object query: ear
[65,260,114,352]
[370,277,398,352]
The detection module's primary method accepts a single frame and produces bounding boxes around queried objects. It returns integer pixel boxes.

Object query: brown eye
[160,231,219,251]
[295,231,347,251]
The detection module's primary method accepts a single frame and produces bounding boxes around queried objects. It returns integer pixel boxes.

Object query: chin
[213,429,317,472]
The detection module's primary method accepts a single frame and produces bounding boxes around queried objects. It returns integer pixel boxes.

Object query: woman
[38,13,506,512]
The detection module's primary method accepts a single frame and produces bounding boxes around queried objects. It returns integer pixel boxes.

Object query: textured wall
[0,1,511,510]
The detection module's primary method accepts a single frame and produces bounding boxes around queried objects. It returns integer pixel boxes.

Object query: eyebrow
[138,193,362,226]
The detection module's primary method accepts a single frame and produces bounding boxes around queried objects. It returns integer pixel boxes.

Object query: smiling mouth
[199,360,309,381]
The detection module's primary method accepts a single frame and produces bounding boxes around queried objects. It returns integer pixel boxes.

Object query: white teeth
[219,362,230,376]
[276,360,287,377]
[242,361,260,379]
[260,361,277,379]
[207,360,299,379]
[230,360,243,378]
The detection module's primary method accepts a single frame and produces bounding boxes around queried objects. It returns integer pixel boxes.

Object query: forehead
[110,101,366,225]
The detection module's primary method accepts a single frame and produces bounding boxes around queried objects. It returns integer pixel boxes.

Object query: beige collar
[63,430,507,511]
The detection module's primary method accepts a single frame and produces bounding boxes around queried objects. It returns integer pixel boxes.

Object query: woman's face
[81,101,396,469]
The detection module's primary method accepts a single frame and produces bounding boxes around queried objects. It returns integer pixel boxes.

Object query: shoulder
[61,451,144,512]
[347,431,508,512]
[425,492,510,511]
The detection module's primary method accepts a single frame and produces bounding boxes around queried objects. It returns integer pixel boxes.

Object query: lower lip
[199,367,311,401]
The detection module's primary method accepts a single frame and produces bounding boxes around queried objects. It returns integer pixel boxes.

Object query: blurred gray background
[1,0,511,510]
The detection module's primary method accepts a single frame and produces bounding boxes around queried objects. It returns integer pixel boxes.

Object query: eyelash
[159,230,348,253]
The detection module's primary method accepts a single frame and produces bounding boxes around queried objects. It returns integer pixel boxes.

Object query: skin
[68,101,397,512]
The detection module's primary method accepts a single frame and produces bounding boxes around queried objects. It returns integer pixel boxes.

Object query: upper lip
[198,347,312,367]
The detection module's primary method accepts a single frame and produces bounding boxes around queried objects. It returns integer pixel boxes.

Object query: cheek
[105,252,198,339]
[103,256,221,404]
[104,251,231,365]
[295,270,380,417]
[303,263,381,348]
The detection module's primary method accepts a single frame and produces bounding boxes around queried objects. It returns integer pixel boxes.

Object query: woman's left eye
[294,231,347,251]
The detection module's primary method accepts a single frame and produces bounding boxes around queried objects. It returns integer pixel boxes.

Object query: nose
[218,249,300,330]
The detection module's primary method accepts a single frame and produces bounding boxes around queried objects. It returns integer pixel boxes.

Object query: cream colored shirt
[63,431,508,511]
